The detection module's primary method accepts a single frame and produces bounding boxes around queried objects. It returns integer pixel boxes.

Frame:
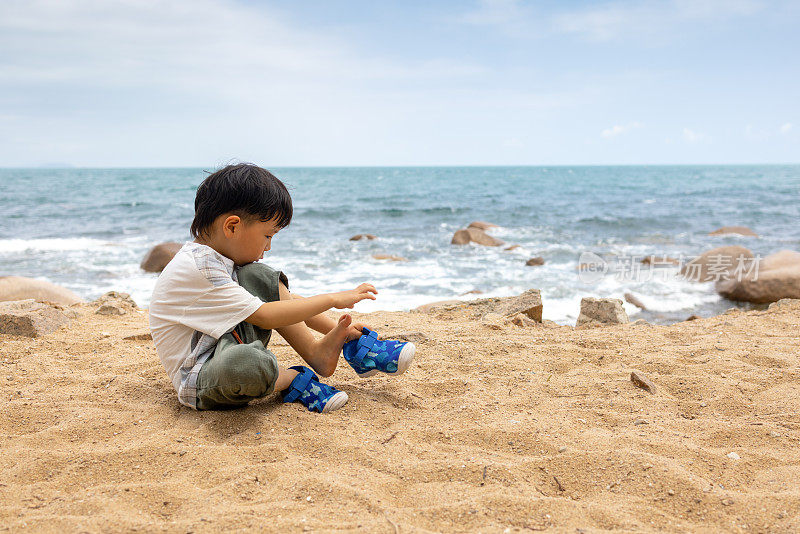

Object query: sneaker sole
[356,342,416,378]
[322,391,349,413]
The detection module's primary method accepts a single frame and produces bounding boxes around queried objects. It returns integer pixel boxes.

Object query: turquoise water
[1,165,798,324]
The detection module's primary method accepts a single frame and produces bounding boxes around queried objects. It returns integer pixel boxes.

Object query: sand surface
[2,300,800,533]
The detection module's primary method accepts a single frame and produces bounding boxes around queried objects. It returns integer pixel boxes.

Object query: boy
[149,164,415,413]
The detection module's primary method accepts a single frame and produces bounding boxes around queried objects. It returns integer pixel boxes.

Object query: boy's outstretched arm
[290,292,373,340]
[244,283,377,331]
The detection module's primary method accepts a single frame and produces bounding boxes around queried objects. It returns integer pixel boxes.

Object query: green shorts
[196,262,289,410]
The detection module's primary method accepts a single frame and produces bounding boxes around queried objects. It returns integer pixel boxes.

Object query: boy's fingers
[359,283,378,293]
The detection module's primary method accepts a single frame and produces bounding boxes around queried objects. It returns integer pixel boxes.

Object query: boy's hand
[330,283,378,309]
[346,321,374,342]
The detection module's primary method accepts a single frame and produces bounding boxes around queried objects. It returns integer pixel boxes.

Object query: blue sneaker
[342,327,416,378]
[281,366,348,413]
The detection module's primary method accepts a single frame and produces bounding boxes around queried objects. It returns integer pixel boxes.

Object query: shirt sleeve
[181,282,264,339]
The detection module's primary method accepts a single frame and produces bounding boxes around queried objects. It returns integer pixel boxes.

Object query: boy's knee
[278,281,290,301]
[237,262,270,285]
[218,345,279,397]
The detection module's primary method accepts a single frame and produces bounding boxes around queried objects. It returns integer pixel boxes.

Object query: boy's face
[228,216,282,266]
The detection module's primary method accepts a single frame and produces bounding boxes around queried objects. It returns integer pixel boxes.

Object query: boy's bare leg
[274,366,300,392]
[290,293,338,334]
[292,293,367,341]
[275,282,352,378]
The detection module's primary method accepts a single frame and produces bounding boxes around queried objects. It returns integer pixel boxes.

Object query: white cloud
[683,127,708,143]
[460,0,525,25]
[780,122,793,134]
[601,121,642,138]
[458,0,764,43]
[0,0,483,99]
[552,0,762,42]
[457,0,535,38]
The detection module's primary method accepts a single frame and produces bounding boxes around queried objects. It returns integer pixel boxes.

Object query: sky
[0,0,798,167]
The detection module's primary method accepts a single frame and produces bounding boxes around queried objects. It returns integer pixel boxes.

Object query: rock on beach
[414,289,543,322]
[93,291,139,315]
[577,298,629,326]
[0,299,73,338]
[0,276,83,305]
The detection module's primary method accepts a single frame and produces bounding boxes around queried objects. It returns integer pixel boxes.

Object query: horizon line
[2,162,799,170]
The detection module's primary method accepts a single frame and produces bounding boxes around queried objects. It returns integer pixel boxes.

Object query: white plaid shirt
[149,242,263,410]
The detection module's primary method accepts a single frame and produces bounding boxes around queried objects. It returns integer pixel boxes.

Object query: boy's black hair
[190,163,292,239]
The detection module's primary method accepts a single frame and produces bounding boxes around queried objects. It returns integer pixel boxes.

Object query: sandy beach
[2,298,799,532]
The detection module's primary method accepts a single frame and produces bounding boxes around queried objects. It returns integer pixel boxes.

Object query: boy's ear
[221,215,242,237]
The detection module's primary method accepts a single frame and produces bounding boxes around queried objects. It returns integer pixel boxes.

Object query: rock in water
[624,292,647,310]
[467,221,498,231]
[525,257,545,266]
[140,242,182,273]
[450,228,504,247]
[0,299,72,338]
[349,234,377,241]
[466,228,504,246]
[450,229,471,245]
[93,291,138,315]
[0,276,83,305]
[576,298,628,326]
[709,226,758,237]
[630,370,656,394]
[716,249,800,303]
[371,254,407,261]
[641,255,679,266]
[680,246,754,282]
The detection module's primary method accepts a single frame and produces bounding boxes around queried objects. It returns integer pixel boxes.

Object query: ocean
[1,165,798,325]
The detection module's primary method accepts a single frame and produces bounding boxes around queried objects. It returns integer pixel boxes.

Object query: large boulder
[709,226,758,237]
[715,250,800,303]
[141,242,182,273]
[0,276,83,305]
[576,298,629,326]
[0,299,72,338]
[680,246,754,282]
[450,227,504,247]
